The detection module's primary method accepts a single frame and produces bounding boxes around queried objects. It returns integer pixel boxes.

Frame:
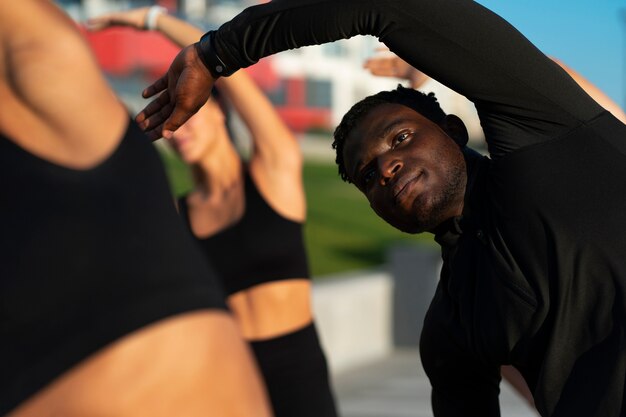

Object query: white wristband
[145,5,167,31]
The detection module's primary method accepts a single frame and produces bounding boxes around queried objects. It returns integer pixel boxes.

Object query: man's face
[343,103,467,233]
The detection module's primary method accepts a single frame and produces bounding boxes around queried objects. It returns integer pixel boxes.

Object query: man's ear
[441,114,468,148]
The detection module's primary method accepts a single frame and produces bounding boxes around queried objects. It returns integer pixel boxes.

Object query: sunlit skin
[343,103,467,234]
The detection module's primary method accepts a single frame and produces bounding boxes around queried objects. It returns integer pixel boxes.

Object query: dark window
[266,80,287,106]
[305,79,331,108]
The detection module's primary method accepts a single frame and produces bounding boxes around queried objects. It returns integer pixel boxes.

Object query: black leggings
[250,322,338,417]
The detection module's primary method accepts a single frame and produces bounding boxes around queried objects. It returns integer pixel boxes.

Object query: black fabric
[424,114,626,417]
[250,323,338,417]
[0,120,227,415]
[204,1,626,416]
[206,0,604,159]
[178,170,309,295]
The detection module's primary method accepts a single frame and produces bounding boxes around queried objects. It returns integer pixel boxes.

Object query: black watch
[196,31,235,79]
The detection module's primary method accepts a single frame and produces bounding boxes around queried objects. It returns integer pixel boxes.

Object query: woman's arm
[0,0,127,168]
[219,70,306,221]
[88,7,204,48]
[550,58,626,124]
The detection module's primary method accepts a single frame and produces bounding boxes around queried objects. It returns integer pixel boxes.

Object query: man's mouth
[393,172,424,206]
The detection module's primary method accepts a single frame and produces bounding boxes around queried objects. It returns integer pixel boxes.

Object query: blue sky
[476,1,625,108]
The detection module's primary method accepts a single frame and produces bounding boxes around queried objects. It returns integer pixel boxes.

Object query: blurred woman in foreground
[0,2,271,416]
[90,8,338,417]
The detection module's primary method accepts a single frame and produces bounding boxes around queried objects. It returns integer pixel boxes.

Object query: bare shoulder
[0,1,127,169]
[248,147,307,223]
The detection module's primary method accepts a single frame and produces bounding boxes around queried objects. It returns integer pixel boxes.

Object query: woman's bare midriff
[9,311,272,417]
[228,279,313,340]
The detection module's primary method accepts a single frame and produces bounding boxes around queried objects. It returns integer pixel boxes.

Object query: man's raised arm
[139,0,603,153]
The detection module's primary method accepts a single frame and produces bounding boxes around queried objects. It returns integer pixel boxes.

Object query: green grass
[157,144,195,194]
[157,147,435,277]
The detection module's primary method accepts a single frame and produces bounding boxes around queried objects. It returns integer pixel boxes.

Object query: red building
[80,24,331,133]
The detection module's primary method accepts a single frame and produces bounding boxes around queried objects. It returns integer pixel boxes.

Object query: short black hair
[332,85,446,182]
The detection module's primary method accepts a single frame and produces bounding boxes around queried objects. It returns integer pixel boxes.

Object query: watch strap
[196,31,235,78]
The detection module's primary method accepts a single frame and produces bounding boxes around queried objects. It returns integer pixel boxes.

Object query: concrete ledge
[312,269,393,374]
[312,244,441,375]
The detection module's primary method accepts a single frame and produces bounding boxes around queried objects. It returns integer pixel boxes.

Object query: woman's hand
[86,7,151,31]
[364,48,429,89]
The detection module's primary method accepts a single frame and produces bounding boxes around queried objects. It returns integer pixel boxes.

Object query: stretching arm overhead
[209,0,606,157]
[139,0,604,158]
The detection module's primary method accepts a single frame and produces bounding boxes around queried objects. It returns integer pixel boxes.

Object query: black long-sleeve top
[203,1,626,416]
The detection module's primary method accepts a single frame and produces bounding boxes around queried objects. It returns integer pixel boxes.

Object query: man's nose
[379,157,403,186]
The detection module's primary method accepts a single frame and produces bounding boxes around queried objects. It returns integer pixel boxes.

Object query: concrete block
[313,270,393,374]
[387,244,441,347]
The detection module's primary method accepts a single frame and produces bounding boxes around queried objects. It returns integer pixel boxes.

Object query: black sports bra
[0,120,226,414]
[178,170,309,295]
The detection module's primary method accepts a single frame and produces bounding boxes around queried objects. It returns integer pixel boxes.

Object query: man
[138,1,626,416]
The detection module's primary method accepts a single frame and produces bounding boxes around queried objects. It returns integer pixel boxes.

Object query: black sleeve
[208,0,605,159]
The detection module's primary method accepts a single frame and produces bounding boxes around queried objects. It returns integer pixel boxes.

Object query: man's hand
[135,43,215,140]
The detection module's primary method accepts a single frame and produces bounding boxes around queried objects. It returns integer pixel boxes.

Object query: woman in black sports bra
[90,9,338,417]
[0,2,271,416]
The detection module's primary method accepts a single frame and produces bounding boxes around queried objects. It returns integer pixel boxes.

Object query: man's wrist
[196,31,235,79]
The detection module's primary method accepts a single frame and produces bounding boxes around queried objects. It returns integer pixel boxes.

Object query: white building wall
[271,36,484,143]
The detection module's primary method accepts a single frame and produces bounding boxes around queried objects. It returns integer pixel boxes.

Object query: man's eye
[395,132,410,144]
